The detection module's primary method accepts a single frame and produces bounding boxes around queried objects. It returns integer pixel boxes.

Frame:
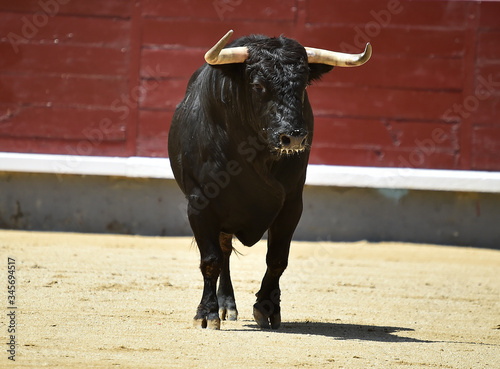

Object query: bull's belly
[233,220,273,247]
[220,196,283,247]
[229,224,270,247]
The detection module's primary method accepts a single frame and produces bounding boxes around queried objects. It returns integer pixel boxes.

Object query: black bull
[168,31,371,330]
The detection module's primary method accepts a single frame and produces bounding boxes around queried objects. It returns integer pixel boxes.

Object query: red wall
[1,0,499,170]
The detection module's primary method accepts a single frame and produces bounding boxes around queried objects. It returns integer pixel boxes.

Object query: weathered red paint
[0,0,498,170]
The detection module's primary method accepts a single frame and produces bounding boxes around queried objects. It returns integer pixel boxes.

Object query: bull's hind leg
[189,214,223,330]
[217,233,238,321]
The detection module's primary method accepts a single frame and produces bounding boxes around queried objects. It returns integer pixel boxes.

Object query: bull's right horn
[205,30,249,65]
[305,43,372,67]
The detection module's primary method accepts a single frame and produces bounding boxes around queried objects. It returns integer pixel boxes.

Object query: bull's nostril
[301,137,307,146]
[280,134,291,147]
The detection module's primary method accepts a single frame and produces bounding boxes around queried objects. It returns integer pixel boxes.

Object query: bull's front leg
[189,212,223,330]
[253,253,288,329]
[253,193,303,329]
[217,233,238,321]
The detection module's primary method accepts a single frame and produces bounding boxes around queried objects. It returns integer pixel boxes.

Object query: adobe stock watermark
[285,241,339,286]
[396,73,500,171]
[52,65,164,180]
[396,127,448,169]
[340,0,403,53]
[443,75,500,123]
[7,0,71,54]
[213,0,243,21]
[187,132,269,215]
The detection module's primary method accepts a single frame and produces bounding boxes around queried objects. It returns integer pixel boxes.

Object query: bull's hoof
[219,307,238,321]
[193,316,221,330]
[253,304,281,329]
[270,311,281,329]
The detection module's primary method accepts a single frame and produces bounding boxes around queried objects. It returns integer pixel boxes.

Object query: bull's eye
[251,83,266,94]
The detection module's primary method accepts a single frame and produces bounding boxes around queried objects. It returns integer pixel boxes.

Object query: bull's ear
[308,64,334,83]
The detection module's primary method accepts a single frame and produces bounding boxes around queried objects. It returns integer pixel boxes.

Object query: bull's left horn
[205,30,249,65]
[305,43,372,67]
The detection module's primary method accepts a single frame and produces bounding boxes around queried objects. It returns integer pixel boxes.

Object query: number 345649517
[7,258,15,306]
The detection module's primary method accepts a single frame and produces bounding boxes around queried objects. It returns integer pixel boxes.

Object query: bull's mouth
[273,146,307,157]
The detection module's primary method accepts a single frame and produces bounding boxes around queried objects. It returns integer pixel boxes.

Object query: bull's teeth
[275,147,306,156]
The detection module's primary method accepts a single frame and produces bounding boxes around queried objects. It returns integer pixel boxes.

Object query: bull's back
[168,66,207,194]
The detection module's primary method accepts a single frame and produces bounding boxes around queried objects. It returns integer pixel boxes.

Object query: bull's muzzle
[279,130,308,155]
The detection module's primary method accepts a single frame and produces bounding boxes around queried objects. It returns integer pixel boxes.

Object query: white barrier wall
[1,153,499,248]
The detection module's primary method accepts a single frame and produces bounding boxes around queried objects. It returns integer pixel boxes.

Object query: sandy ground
[0,230,499,368]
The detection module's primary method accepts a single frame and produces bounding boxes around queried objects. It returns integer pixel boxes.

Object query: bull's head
[204,30,371,156]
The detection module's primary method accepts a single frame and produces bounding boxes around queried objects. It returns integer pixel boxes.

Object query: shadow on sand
[241,321,432,343]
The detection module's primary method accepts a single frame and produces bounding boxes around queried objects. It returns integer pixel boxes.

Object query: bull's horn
[305,43,372,67]
[204,30,249,65]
